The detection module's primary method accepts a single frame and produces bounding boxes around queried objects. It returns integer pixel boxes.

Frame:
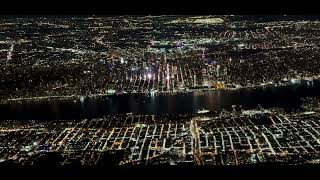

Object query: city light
[1,15,320,166]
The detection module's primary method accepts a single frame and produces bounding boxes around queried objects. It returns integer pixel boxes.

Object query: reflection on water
[0,80,320,120]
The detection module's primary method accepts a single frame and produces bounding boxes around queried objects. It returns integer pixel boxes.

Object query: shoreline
[1,77,319,104]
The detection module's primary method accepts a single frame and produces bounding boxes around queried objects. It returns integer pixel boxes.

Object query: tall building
[166,64,170,91]
[202,49,205,59]
[216,65,220,78]
[224,68,228,81]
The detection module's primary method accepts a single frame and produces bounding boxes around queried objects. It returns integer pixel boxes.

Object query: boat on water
[80,96,85,103]
[197,108,210,114]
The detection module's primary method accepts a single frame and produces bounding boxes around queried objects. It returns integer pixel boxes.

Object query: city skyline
[1,15,320,167]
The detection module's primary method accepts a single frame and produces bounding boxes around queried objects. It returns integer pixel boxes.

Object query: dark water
[1,80,320,120]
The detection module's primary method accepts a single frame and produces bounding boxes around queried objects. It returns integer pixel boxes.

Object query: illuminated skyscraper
[216,65,220,77]
[166,64,170,91]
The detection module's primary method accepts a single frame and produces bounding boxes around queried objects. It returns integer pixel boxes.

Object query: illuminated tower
[166,63,170,91]
[224,67,228,81]
[202,49,205,59]
[216,65,220,78]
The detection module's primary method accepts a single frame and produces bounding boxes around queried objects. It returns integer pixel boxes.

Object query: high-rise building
[202,49,205,59]
[216,65,220,77]
[166,64,170,91]
[224,68,228,81]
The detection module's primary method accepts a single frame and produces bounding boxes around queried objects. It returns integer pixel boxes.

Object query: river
[0,80,320,120]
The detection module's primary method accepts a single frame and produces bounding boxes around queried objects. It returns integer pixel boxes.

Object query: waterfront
[0,80,319,120]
